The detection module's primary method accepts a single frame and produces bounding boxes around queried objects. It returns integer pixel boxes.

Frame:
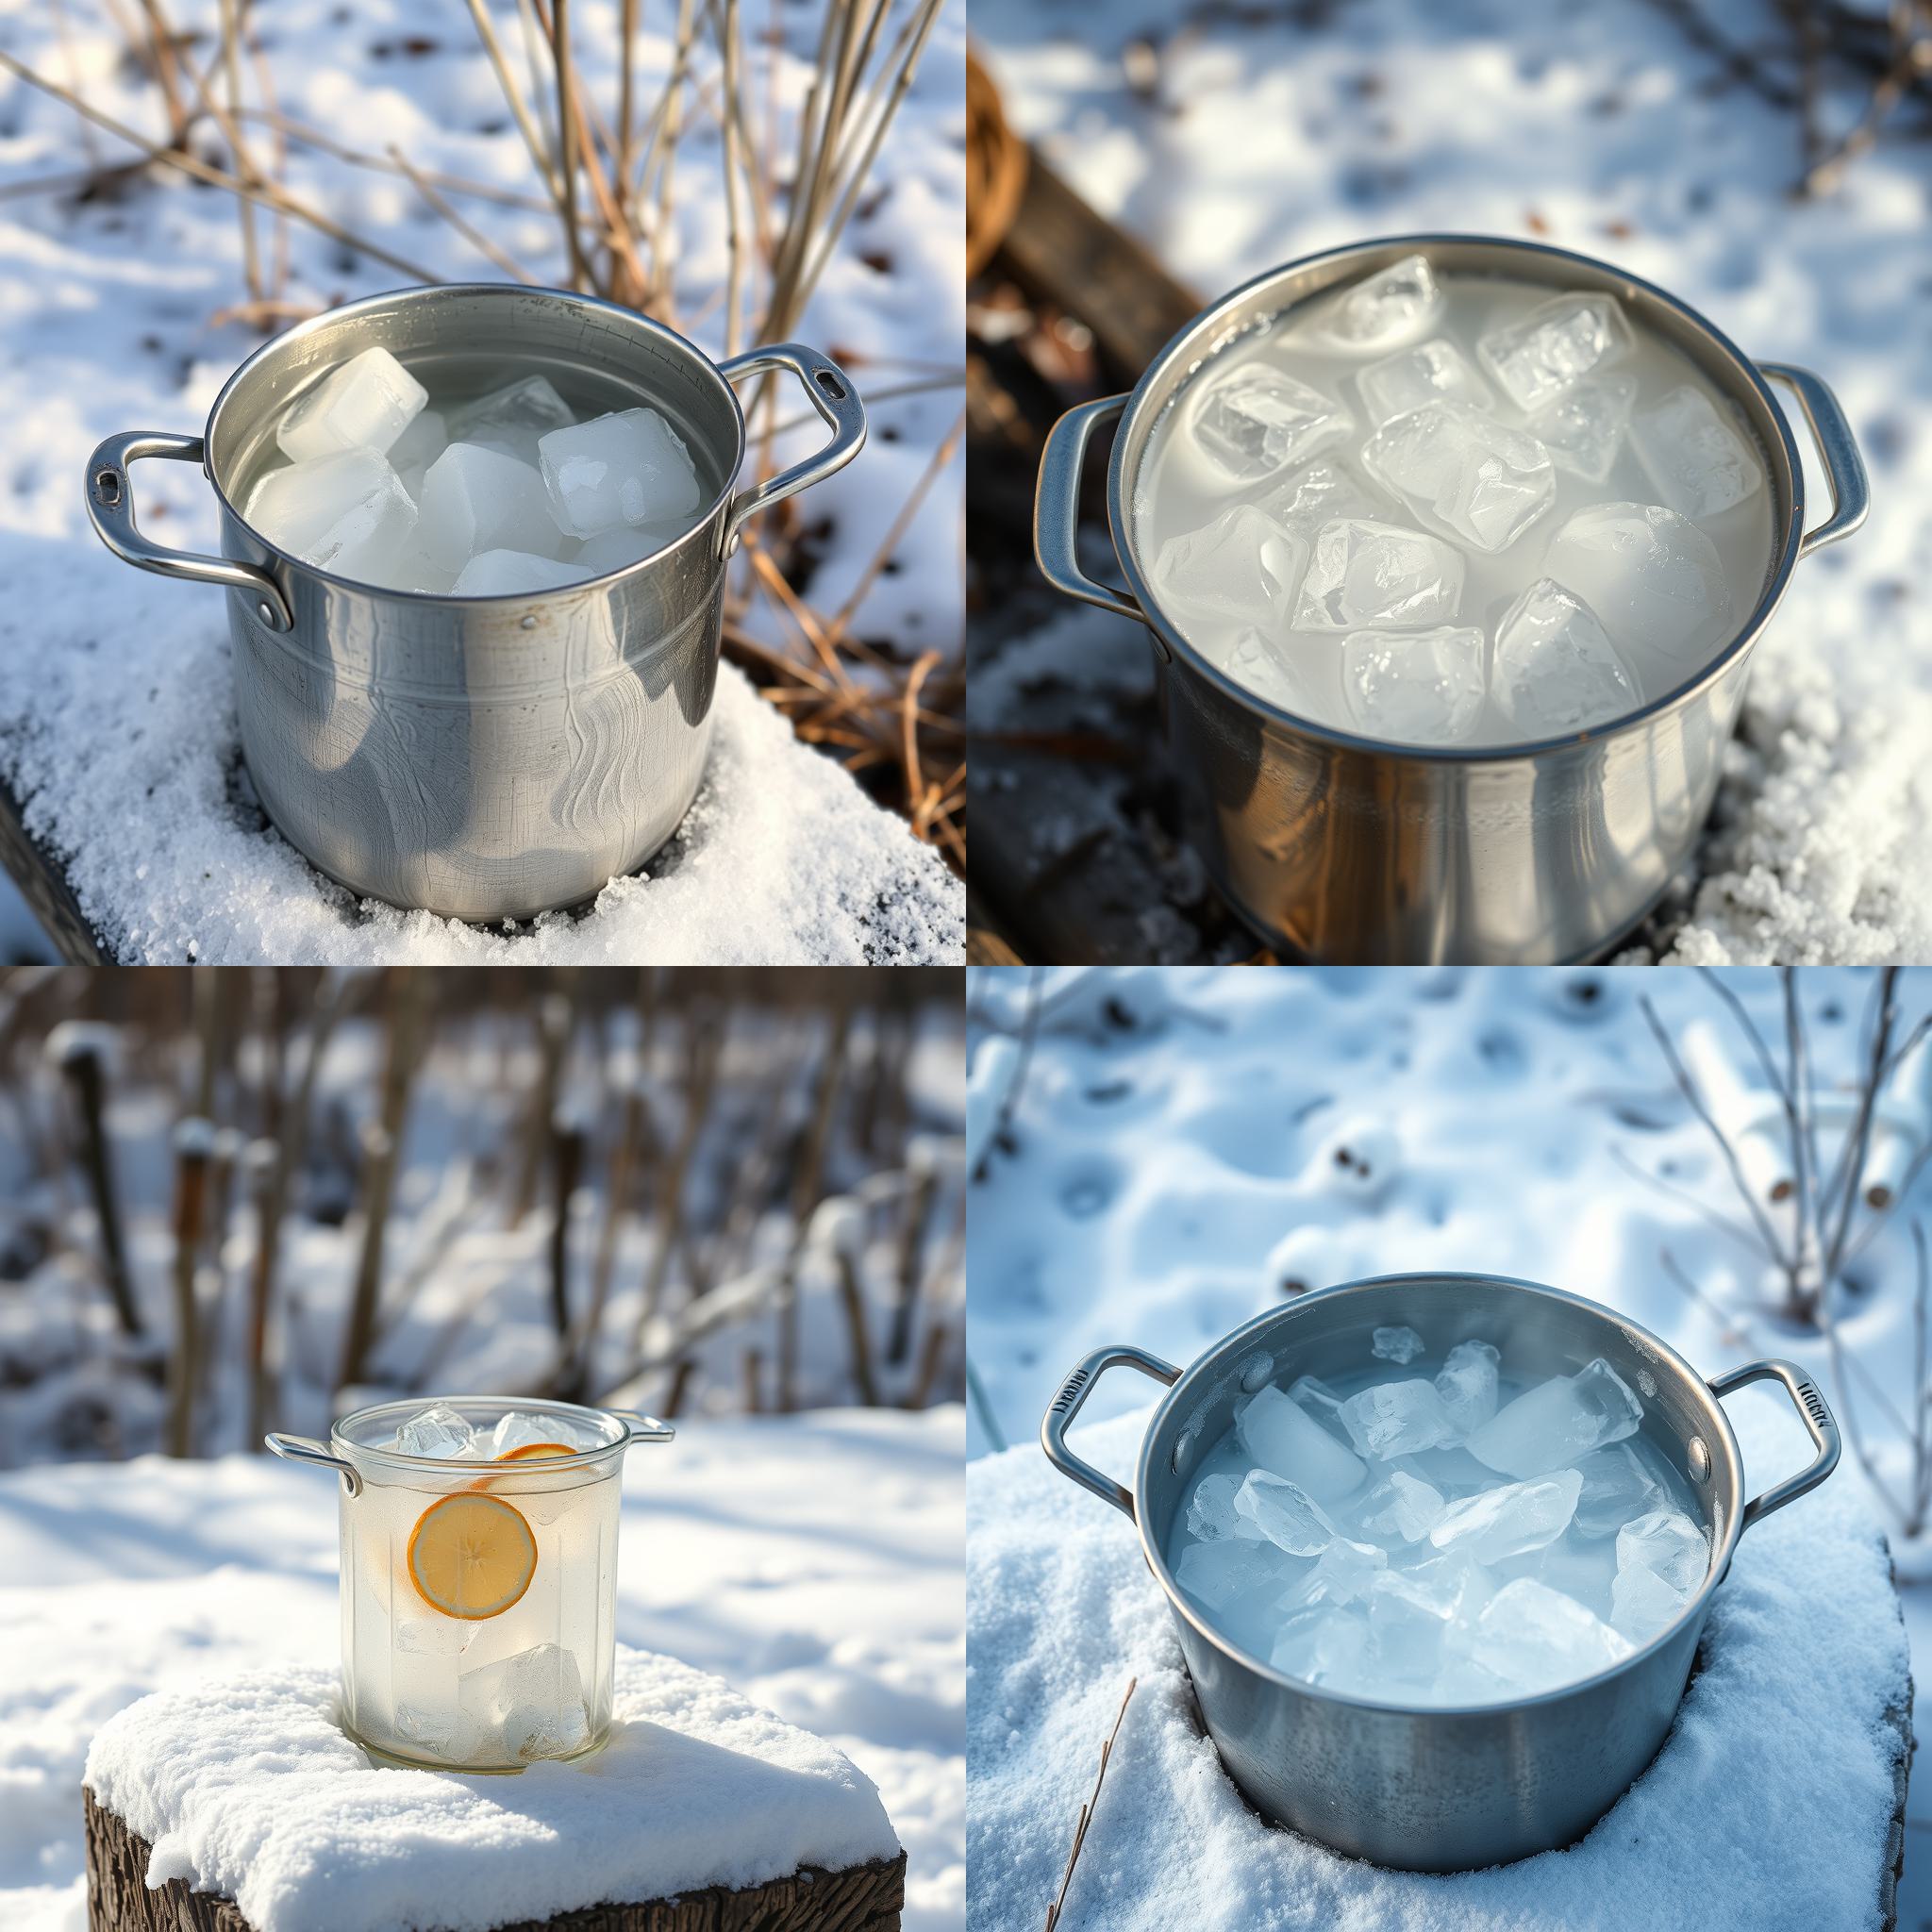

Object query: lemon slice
[407,1492,537,1619]
[497,1441,576,1461]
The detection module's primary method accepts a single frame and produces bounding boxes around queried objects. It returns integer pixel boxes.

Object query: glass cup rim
[331,1393,631,1477]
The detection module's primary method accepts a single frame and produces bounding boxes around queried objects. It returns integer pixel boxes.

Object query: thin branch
[1044,1677,1138,1932]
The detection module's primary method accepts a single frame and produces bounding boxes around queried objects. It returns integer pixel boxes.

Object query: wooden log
[0,776,103,963]
[85,1789,907,1932]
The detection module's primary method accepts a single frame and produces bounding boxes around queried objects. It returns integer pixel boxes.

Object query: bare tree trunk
[886,1159,937,1367]
[833,1249,878,1405]
[511,977,577,1224]
[61,1041,142,1337]
[776,1006,852,1411]
[549,1107,586,1343]
[635,1009,724,1339]
[166,1122,213,1457]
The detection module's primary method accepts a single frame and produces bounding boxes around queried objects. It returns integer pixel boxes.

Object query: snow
[966,1400,1905,1931]
[0,1407,963,1932]
[973,0,1932,962]
[86,1649,897,1932]
[0,0,964,965]
[965,965,1927,1914]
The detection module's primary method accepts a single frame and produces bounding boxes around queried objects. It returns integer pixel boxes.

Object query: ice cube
[1235,1383,1366,1502]
[1324,253,1441,351]
[1357,337,1494,424]
[276,346,428,462]
[451,549,590,598]
[447,375,575,466]
[1270,1603,1371,1686]
[1234,1471,1339,1556]
[1341,625,1487,746]
[540,408,704,536]
[1572,1440,1671,1540]
[1190,364,1351,483]
[1151,506,1308,632]
[1293,519,1464,632]
[1610,1557,1694,1643]
[244,449,418,582]
[393,1702,469,1757]
[1433,1340,1500,1432]
[1366,1567,1462,1679]
[418,442,564,571]
[1428,1468,1583,1563]
[382,548,458,596]
[1616,1506,1708,1594]
[1391,1443,1497,1498]
[1491,577,1639,738]
[1254,458,1383,538]
[396,1618,472,1657]
[458,1642,590,1761]
[1285,1534,1387,1607]
[1220,627,1313,714]
[1187,1470,1248,1541]
[389,408,449,502]
[1527,373,1637,484]
[1174,1535,1291,1611]
[1355,1470,1445,1543]
[490,1410,571,1458]
[1466,1577,1632,1693]
[1287,1374,1351,1439]
[1467,1358,1643,1478]
[1477,294,1633,412]
[1372,1325,1425,1365]
[1360,401,1556,553]
[574,520,691,575]
[1337,1379,1460,1459]
[1541,502,1734,662]
[396,1404,474,1457]
[1630,385,1765,520]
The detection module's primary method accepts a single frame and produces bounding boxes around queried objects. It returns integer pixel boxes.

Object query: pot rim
[1132,1271,1746,1718]
[330,1392,631,1478]
[203,281,741,608]
[1106,231,1807,763]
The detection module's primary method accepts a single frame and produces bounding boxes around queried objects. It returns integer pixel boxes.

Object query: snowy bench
[82,1649,907,1932]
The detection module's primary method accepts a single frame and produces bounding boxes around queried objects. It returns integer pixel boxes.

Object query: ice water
[1132,265,1776,748]
[1162,1336,1710,1705]
[339,1408,619,1771]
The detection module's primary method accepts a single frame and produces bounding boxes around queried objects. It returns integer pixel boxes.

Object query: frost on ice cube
[1542,503,1735,661]
[1270,1603,1370,1686]
[1528,373,1637,484]
[1359,402,1555,554]
[276,346,427,462]
[1174,1536,1291,1612]
[418,442,564,571]
[396,1404,474,1457]
[1341,625,1487,747]
[1234,1471,1338,1556]
[1572,1440,1671,1539]
[1616,1505,1707,1594]
[1630,385,1765,520]
[1354,1470,1445,1543]
[1187,1470,1247,1541]
[458,1642,591,1761]
[1151,507,1308,633]
[1292,519,1465,632]
[1324,253,1441,352]
[1253,458,1383,538]
[1427,1468,1582,1563]
[389,408,449,502]
[1477,293,1633,412]
[541,408,704,537]
[1372,1325,1425,1365]
[1466,1577,1631,1693]
[1433,1340,1500,1431]
[1235,1383,1366,1502]
[244,450,418,583]
[1285,1534,1387,1607]
[1491,577,1639,738]
[1221,628,1313,715]
[1466,1357,1643,1477]
[1357,337,1493,425]
[451,549,590,598]
[1337,1379,1460,1459]
[447,375,575,466]
[1190,364,1351,483]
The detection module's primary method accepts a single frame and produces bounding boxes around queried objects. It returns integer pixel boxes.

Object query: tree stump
[84,1790,907,1932]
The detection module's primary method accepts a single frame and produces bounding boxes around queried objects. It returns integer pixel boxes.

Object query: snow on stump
[82,1647,906,1932]
[967,1404,1912,1932]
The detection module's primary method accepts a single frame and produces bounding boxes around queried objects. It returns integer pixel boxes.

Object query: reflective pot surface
[1036,236,1870,963]
[1042,1274,1840,1870]
[87,284,864,921]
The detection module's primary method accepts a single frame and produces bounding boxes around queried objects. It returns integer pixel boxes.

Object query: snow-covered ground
[974,0,1932,963]
[0,1407,965,1932]
[0,0,965,964]
[965,965,1931,1921]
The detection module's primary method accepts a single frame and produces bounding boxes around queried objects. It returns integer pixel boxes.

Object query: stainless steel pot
[84,284,865,921]
[1041,1273,1840,1870]
[1034,236,1870,964]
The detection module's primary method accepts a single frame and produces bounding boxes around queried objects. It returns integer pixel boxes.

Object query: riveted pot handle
[1034,396,1145,627]
[1707,1357,1840,1535]
[1041,1344,1181,1520]
[265,1432,361,1497]
[716,343,867,557]
[1759,364,1870,561]
[610,1409,675,1448]
[85,431,293,632]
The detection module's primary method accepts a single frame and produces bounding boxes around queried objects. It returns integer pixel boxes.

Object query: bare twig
[1044,1677,1138,1932]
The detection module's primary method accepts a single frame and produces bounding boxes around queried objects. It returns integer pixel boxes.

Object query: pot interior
[334,1393,630,1491]
[207,283,741,527]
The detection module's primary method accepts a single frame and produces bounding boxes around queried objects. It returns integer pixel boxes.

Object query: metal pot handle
[1034,395,1147,627]
[716,343,867,557]
[1040,1344,1181,1520]
[265,1431,362,1496]
[1759,363,1870,560]
[610,1408,676,1448]
[85,431,294,632]
[1707,1357,1840,1535]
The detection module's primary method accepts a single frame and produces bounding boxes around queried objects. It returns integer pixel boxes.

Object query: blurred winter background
[0,0,965,962]
[969,0,1932,962]
[0,965,966,1930]
[966,964,1930,1921]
